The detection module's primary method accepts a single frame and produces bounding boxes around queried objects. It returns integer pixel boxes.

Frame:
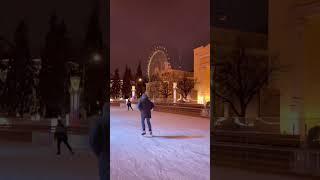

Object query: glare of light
[92,53,102,62]
[138,78,142,82]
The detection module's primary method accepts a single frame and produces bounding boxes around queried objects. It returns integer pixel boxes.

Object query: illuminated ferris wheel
[147,45,171,81]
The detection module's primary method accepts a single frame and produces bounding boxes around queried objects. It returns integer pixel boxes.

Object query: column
[173,82,177,103]
[132,86,136,100]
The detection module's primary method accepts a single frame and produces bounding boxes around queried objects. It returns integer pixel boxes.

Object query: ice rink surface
[110,107,211,180]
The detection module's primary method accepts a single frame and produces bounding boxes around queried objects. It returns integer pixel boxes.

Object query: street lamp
[138,78,143,82]
[92,53,102,63]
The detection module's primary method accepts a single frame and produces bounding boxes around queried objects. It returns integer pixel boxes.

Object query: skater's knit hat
[141,93,149,100]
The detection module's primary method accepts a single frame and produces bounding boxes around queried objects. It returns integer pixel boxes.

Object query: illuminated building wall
[194,44,210,104]
[269,0,320,135]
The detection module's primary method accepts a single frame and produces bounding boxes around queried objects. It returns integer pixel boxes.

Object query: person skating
[137,94,154,136]
[90,103,108,180]
[127,98,134,111]
[54,119,74,155]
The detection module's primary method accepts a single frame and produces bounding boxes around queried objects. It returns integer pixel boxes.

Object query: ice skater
[54,119,74,155]
[127,98,133,111]
[137,94,154,136]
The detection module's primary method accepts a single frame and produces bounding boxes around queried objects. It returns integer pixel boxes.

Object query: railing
[0,124,89,136]
[0,124,90,145]
[153,104,210,118]
[212,130,320,176]
[293,149,320,176]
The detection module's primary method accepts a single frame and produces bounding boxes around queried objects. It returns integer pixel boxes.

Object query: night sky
[1,0,267,74]
[212,0,268,33]
[0,0,107,57]
[110,0,210,75]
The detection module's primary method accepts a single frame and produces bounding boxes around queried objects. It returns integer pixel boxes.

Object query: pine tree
[9,20,32,115]
[135,62,145,97]
[40,14,70,117]
[83,2,105,115]
[122,66,132,99]
[111,68,121,99]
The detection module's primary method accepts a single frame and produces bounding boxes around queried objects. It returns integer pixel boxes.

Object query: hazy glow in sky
[110,0,210,74]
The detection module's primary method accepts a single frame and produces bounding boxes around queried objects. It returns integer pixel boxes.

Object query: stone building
[194,44,210,104]
[269,0,320,136]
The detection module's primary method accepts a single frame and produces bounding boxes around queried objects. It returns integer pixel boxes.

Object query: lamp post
[69,76,81,127]
[131,85,136,100]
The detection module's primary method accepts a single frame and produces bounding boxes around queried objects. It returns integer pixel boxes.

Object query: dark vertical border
[101,0,110,178]
[210,0,214,179]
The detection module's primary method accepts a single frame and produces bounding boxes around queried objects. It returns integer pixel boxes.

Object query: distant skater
[137,94,154,136]
[127,99,133,111]
[54,119,74,155]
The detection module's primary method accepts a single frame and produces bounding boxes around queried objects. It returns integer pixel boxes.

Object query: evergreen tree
[9,20,32,115]
[122,66,132,98]
[40,14,70,117]
[84,2,103,55]
[83,2,105,114]
[111,68,121,99]
[135,62,145,97]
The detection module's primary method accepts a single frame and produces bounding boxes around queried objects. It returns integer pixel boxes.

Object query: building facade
[269,0,320,137]
[194,44,210,104]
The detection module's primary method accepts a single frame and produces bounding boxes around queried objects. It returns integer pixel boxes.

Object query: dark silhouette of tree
[0,37,14,111]
[83,2,105,115]
[7,20,32,116]
[215,47,280,118]
[159,81,171,99]
[40,14,71,117]
[111,68,121,99]
[122,66,132,98]
[84,2,103,55]
[177,74,194,100]
[135,62,145,97]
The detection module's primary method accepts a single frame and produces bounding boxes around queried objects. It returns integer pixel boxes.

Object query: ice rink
[110,106,211,180]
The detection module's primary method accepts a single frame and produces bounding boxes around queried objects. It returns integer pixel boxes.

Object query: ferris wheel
[147,45,171,81]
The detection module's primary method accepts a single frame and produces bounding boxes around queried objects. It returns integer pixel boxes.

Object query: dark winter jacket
[89,103,108,180]
[137,94,154,119]
[54,121,67,140]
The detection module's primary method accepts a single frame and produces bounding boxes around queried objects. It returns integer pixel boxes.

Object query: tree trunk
[240,103,247,124]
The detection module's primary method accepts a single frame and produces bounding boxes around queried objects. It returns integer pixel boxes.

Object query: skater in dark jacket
[90,103,108,180]
[127,99,133,111]
[54,119,74,155]
[137,94,154,135]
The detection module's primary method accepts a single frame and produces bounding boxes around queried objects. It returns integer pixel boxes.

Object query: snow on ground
[110,107,211,180]
[0,142,99,180]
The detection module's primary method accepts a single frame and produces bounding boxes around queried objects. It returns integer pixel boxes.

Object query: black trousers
[127,105,133,110]
[141,117,152,132]
[57,138,73,153]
